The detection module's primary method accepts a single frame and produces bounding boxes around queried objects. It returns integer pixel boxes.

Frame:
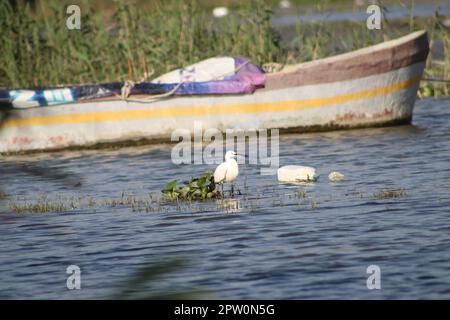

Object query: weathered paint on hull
[0,62,424,154]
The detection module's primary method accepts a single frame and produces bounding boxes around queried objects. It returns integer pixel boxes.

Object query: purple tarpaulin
[158,56,266,95]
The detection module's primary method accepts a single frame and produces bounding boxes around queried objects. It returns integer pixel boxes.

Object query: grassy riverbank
[0,0,448,96]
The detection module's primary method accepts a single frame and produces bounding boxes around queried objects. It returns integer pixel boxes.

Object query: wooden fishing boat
[0,30,429,154]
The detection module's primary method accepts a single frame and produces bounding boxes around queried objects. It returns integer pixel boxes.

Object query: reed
[0,0,284,88]
[0,0,448,97]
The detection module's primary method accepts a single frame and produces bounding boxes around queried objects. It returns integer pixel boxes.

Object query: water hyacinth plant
[161,171,220,201]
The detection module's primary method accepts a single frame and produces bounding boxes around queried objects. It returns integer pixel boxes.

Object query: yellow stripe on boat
[3,75,421,129]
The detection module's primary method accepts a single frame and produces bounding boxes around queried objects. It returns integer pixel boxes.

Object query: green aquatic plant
[161,171,220,201]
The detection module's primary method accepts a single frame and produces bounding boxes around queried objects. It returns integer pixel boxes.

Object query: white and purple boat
[0,31,429,154]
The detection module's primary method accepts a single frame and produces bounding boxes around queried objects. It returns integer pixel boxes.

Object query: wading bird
[214,150,239,196]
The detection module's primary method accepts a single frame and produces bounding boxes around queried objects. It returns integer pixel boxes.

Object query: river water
[0,98,449,299]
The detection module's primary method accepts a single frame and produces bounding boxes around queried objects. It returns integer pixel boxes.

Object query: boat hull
[0,31,429,154]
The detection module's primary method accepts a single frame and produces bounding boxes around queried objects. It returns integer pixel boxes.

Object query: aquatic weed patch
[9,196,66,213]
[5,185,410,214]
[373,188,408,199]
[162,171,220,201]
[7,193,166,214]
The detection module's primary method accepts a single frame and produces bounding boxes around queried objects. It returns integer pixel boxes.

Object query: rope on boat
[120,80,135,99]
[117,60,251,104]
[116,81,185,103]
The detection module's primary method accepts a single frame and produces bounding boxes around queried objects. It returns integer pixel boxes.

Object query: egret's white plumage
[214,151,239,184]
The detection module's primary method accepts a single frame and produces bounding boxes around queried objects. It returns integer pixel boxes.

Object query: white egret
[214,150,239,196]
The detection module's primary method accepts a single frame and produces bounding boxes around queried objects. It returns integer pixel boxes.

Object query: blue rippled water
[0,98,449,299]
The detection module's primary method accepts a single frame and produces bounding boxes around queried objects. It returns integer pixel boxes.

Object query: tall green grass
[0,0,448,96]
[0,0,284,88]
[421,10,450,97]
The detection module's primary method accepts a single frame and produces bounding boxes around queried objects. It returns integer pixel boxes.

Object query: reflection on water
[0,98,450,299]
[217,198,242,213]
